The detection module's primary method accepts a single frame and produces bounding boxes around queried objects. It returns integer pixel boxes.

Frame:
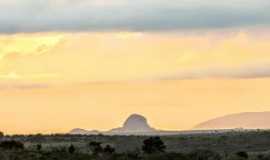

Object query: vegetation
[103,144,115,154]
[189,149,221,160]
[236,151,249,159]
[0,140,24,150]
[0,131,4,137]
[142,136,166,154]
[68,144,75,154]
[36,144,42,151]
[88,141,103,155]
[0,131,270,159]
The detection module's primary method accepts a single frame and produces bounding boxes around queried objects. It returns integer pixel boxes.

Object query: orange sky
[1,79,270,134]
[1,29,270,134]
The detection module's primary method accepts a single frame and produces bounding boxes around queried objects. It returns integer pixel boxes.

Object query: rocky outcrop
[109,114,156,134]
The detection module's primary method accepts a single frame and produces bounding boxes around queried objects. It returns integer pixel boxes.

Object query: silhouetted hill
[194,112,270,130]
[69,114,159,135]
[69,128,99,135]
[70,112,266,135]
[109,114,156,134]
[69,114,198,135]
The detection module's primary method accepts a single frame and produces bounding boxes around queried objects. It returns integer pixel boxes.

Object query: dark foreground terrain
[1,130,270,160]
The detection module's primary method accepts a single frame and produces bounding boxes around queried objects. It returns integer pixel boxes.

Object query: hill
[194,112,270,130]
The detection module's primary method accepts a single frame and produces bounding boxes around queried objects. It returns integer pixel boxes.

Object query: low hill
[194,112,270,130]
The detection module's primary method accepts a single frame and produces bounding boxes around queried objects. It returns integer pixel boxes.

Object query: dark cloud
[0,0,270,33]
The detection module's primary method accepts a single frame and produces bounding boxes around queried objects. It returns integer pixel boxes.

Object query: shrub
[89,141,103,155]
[0,140,24,150]
[68,144,75,154]
[142,137,166,154]
[142,153,190,160]
[189,149,221,160]
[257,154,265,160]
[236,151,249,159]
[125,151,141,160]
[36,144,42,151]
[104,144,115,154]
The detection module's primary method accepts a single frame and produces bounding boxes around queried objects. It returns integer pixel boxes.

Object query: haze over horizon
[1,0,270,134]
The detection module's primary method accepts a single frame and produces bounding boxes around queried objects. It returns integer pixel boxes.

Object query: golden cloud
[1,30,270,83]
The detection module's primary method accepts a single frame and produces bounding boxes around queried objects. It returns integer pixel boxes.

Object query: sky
[1,0,270,134]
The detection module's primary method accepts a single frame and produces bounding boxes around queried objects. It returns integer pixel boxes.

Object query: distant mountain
[70,114,200,135]
[194,112,270,130]
[108,114,156,134]
[70,112,267,136]
[69,128,100,135]
[69,114,158,135]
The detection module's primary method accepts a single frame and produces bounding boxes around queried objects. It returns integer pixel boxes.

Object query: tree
[236,151,249,159]
[142,137,166,154]
[103,145,115,154]
[68,144,75,154]
[89,141,103,155]
[36,144,42,151]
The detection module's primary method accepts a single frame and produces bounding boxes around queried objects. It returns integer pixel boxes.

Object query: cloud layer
[0,0,270,33]
[1,31,270,83]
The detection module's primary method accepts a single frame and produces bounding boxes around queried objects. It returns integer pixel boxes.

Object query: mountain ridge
[69,114,158,135]
[69,112,270,135]
[194,111,270,130]
[69,114,203,135]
